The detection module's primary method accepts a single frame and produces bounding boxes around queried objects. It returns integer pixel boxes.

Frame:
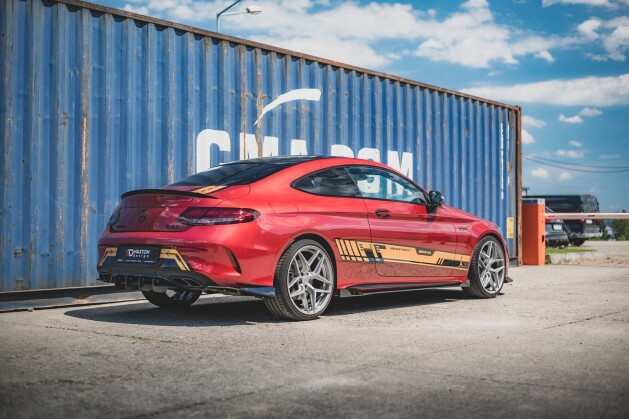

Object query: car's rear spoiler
[121,189,218,199]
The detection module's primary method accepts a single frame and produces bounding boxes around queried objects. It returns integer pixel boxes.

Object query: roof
[222,156,327,165]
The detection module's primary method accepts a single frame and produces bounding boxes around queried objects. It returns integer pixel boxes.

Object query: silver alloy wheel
[287,245,334,315]
[478,240,505,294]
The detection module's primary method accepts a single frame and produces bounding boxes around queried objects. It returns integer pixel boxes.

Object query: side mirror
[429,190,445,207]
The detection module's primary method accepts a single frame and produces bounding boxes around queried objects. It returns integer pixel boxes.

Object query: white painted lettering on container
[195,129,414,180]
[290,139,309,156]
[239,134,279,160]
[254,89,322,126]
[196,129,231,171]
[196,88,413,179]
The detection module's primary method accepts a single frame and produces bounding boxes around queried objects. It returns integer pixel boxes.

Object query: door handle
[375,209,391,219]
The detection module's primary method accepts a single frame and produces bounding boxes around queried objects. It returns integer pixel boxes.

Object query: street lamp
[216,0,262,33]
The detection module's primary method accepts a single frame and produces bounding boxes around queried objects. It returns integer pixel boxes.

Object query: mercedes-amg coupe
[98,156,511,320]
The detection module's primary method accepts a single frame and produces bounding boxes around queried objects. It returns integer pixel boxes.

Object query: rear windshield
[170,162,293,187]
[541,197,582,212]
[581,196,600,212]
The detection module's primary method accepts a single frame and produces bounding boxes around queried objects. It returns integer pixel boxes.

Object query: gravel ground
[1,257,628,418]
[585,241,629,264]
[547,240,629,266]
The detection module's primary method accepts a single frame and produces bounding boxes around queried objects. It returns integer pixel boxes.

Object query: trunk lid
[111,189,222,232]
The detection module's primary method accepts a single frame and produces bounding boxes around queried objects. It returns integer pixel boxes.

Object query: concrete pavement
[1,263,628,418]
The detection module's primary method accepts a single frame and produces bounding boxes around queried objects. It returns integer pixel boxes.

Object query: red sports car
[97,156,510,320]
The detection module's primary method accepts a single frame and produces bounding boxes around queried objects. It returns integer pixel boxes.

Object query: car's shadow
[64,288,475,327]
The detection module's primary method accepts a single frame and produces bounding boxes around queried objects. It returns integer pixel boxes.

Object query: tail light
[178,208,259,226]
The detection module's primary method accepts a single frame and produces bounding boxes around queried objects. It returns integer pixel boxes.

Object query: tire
[463,236,506,299]
[570,239,586,247]
[141,289,201,308]
[264,239,336,321]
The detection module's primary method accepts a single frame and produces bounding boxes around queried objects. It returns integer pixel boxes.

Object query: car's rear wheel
[570,239,586,247]
[141,289,201,308]
[264,239,335,321]
[463,236,505,299]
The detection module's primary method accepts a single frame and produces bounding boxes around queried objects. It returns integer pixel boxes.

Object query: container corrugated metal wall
[0,0,521,293]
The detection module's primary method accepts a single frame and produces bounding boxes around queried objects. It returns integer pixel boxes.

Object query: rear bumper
[97,267,275,298]
[546,232,569,247]
[97,221,280,288]
[97,246,276,298]
[568,232,602,239]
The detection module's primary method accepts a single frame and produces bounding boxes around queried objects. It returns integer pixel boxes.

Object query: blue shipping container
[0,0,522,293]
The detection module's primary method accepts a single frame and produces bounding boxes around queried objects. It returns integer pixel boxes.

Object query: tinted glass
[170,162,295,187]
[542,197,582,212]
[346,166,427,204]
[293,168,360,197]
[582,196,600,212]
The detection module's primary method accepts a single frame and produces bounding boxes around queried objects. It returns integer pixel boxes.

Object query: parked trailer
[0,0,522,295]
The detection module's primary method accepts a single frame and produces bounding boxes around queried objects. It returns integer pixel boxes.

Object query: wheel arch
[472,231,509,277]
[280,233,338,289]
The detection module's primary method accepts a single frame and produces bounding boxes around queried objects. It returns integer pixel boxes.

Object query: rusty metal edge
[0,286,144,312]
[53,0,520,112]
[0,284,116,296]
[516,106,523,266]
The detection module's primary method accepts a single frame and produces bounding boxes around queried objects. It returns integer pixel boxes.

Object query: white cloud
[522,128,536,144]
[559,114,584,123]
[522,115,547,128]
[535,49,555,62]
[557,149,586,158]
[117,0,588,70]
[461,74,629,106]
[602,17,629,61]
[558,106,603,124]
[569,140,584,147]
[413,1,516,68]
[579,107,604,116]
[531,167,550,179]
[122,4,149,14]
[580,16,629,62]
[559,171,574,181]
[578,19,603,39]
[600,153,621,158]
[543,0,618,7]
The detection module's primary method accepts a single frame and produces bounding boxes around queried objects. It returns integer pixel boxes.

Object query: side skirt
[338,282,463,298]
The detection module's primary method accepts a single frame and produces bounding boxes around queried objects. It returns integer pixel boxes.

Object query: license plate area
[115,246,160,265]
[552,224,563,231]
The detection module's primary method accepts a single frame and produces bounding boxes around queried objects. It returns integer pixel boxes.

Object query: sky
[93,0,629,212]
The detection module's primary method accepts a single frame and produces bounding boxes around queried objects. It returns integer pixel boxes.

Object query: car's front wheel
[264,239,336,321]
[141,289,201,308]
[463,236,505,299]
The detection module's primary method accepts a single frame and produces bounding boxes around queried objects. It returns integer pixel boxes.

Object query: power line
[524,178,629,193]
[523,155,629,173]
[523,154,629,169]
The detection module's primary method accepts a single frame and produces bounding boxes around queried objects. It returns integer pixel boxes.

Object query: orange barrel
[522,198,546,265]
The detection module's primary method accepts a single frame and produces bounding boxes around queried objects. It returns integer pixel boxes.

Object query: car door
[346,166,459,278]
[291,167,377,282]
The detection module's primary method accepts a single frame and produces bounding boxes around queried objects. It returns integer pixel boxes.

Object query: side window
[346,166,427,204]
[293,168,360,197]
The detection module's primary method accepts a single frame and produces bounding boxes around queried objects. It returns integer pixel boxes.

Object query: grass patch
[546,247,594,255]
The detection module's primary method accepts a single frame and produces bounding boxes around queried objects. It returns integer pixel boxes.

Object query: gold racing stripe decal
[192,185,226,195]
[98,247,117,267]
[334,239,471,270]
[160,248,191,271]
